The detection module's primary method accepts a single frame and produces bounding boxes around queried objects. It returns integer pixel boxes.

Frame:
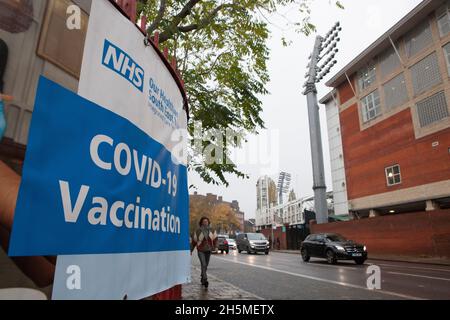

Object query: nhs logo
[102,39,144,92]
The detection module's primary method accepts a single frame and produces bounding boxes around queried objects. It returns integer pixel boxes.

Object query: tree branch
[197,50,232,76]
[159,2,245,43]
[176,0,203,21]
[147,0,167,34]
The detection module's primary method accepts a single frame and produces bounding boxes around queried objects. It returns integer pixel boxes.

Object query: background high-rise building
[255,176,277,227]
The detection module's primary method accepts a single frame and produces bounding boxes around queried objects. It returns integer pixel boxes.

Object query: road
[191,250,450,300]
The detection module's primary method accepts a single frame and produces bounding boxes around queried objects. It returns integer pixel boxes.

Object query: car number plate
[352,253,362,257]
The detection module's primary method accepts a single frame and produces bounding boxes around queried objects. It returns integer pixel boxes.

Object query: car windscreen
[247,234,266,241]
[326,234,347,242]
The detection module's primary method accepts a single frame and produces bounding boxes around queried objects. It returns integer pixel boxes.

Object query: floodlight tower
[302,22,342,224]
[277,172,292,205]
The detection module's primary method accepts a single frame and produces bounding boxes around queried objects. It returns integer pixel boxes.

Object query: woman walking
[191,217,217,288]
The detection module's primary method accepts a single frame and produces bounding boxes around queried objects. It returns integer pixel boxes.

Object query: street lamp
[302,22,342,224]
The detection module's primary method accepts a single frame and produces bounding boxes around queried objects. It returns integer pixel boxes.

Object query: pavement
[182,266,262,300]
[0,249,52,299]
[186,250,450,300]
[274,249,450,266]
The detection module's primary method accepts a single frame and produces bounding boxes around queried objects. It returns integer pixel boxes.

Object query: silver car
[227,238,237,250]
[236,233,270,255]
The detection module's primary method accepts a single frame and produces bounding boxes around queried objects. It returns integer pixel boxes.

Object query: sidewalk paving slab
[182,267,263,300]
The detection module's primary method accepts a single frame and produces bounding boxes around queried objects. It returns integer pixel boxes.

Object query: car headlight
[363,246,367,251]
[335,245,346,251]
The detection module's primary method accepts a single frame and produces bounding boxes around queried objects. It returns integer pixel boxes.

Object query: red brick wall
[337,76,355,104]
[260,228,287,250]
[311,209,450,258]
[339,105,450,200]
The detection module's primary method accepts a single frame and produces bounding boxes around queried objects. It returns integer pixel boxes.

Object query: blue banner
[8,77,189,256]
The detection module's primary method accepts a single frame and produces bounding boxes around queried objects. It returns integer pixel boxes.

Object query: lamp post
[303,22,342,224]
[271,211,274,249]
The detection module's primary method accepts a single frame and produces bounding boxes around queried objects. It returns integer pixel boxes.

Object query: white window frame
[361,90,381,123]
[385,165,402,187]
[358,64,377,91]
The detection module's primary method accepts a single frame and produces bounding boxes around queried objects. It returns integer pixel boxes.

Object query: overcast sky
[188,0,423,220]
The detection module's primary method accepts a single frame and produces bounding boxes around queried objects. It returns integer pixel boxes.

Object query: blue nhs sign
[102,39,144,92]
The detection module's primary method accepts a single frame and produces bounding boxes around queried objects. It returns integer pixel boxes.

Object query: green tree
[138,0,344,186]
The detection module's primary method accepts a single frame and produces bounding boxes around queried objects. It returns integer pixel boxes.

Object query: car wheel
[326,250,337,264]
[265,251,269,255]
[238,248,242,253]
[355,258,366,265]
[301,248,310,262]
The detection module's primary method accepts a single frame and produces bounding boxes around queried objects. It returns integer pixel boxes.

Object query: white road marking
[369,263,450,273]
[386,271,450,282]
[303,261,364,270]
[213,256,425,300]
[271,252,450,274]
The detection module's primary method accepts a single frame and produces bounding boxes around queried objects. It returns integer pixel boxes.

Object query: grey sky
[188,0,423,220]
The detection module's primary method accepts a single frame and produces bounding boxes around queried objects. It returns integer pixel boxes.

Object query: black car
[217,236,229,254]
[300,233,367,265]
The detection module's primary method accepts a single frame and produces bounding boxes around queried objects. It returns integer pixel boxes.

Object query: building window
[383,73,408,110]
[385,165,401,186]
[358,64,377,91]
[443,42,450,75]
[404,20,433,58]
[37,0,88,79]
[361,90,381,122]
[410,52,442,96]
[437,1,450,37]
[416,91,449,127]
[379,47,401,79]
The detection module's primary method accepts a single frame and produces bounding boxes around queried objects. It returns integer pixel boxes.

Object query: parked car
[217,236,229,254]
[227,238,237,250]
[300,233,367,265]
[236,233,270,255]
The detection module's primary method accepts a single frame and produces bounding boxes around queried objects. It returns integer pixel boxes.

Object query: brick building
[190,192,245,232]
[321,0,450,218]
[244,219,256,233]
